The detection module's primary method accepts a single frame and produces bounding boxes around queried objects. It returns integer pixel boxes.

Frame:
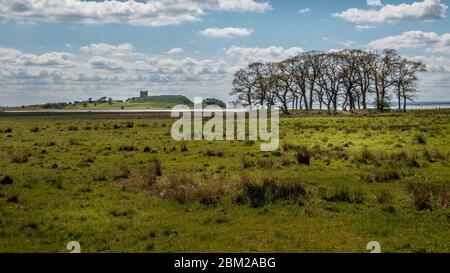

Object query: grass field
[0,110,449,252]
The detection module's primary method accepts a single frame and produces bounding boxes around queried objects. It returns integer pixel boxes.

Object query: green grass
[0,110,449,252]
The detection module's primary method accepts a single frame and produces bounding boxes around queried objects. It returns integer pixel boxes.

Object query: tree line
[230,49,426,114]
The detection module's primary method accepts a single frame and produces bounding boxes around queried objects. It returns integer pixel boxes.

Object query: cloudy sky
[0,0,449,106]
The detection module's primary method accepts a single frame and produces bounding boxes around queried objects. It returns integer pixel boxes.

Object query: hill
[127,95,193,106]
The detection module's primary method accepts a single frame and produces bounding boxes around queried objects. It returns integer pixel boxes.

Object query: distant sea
[389,101,450,109]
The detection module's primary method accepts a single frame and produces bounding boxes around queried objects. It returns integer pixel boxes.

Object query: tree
[230,68,254,107]
[229,49,426,114]
[372,49,399,111]
[315,52,342,114]
[393,59,426,112]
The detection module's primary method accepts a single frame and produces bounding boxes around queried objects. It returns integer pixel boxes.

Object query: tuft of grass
[360,168,402,183]
[377,189,393,204]
[0,175,13,185]
[180,142,188,152]
[321,186,365,204]
[113,164,131,180]
[295,146,311,165]
[357,148,379,165]
[235,175,306,208]
[197,180,224,206]
[151,173,197,204]
[407,180,449,211]
[6,190,20,203]
[415,134,427,144]
[10,149,30,163]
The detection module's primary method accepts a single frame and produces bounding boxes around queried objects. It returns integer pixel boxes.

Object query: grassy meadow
[0,110,449,252]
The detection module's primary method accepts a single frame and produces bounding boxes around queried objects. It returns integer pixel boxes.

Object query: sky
[0,0,450,106]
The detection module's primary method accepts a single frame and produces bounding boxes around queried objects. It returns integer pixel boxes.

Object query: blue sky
[0,0,449,106]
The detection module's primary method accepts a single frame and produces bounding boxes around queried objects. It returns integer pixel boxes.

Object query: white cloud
[18,52,77,67]
[298,8,311,14]
[367,30,450,53]
[337,40,357,47]
[0,45,233,105]
[225,45,304,66]
[80,43,136,55]
[333,0,447,24]
[0,0,271,27]
[89,56,126,71]
[167,48,185,54]
[199,27,253,38]
[355,25,377,31]
[367,0,382,6]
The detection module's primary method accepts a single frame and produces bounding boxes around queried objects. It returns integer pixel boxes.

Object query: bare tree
[230,68,254,107]
[230,49,426,114]
[393,59,426,112]
[372,49,399,111]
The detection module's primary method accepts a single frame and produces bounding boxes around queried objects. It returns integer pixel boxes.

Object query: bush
[295,146,311,165]
[68,125,78,131]
[30,127,39,133]
[407,180,449,211]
